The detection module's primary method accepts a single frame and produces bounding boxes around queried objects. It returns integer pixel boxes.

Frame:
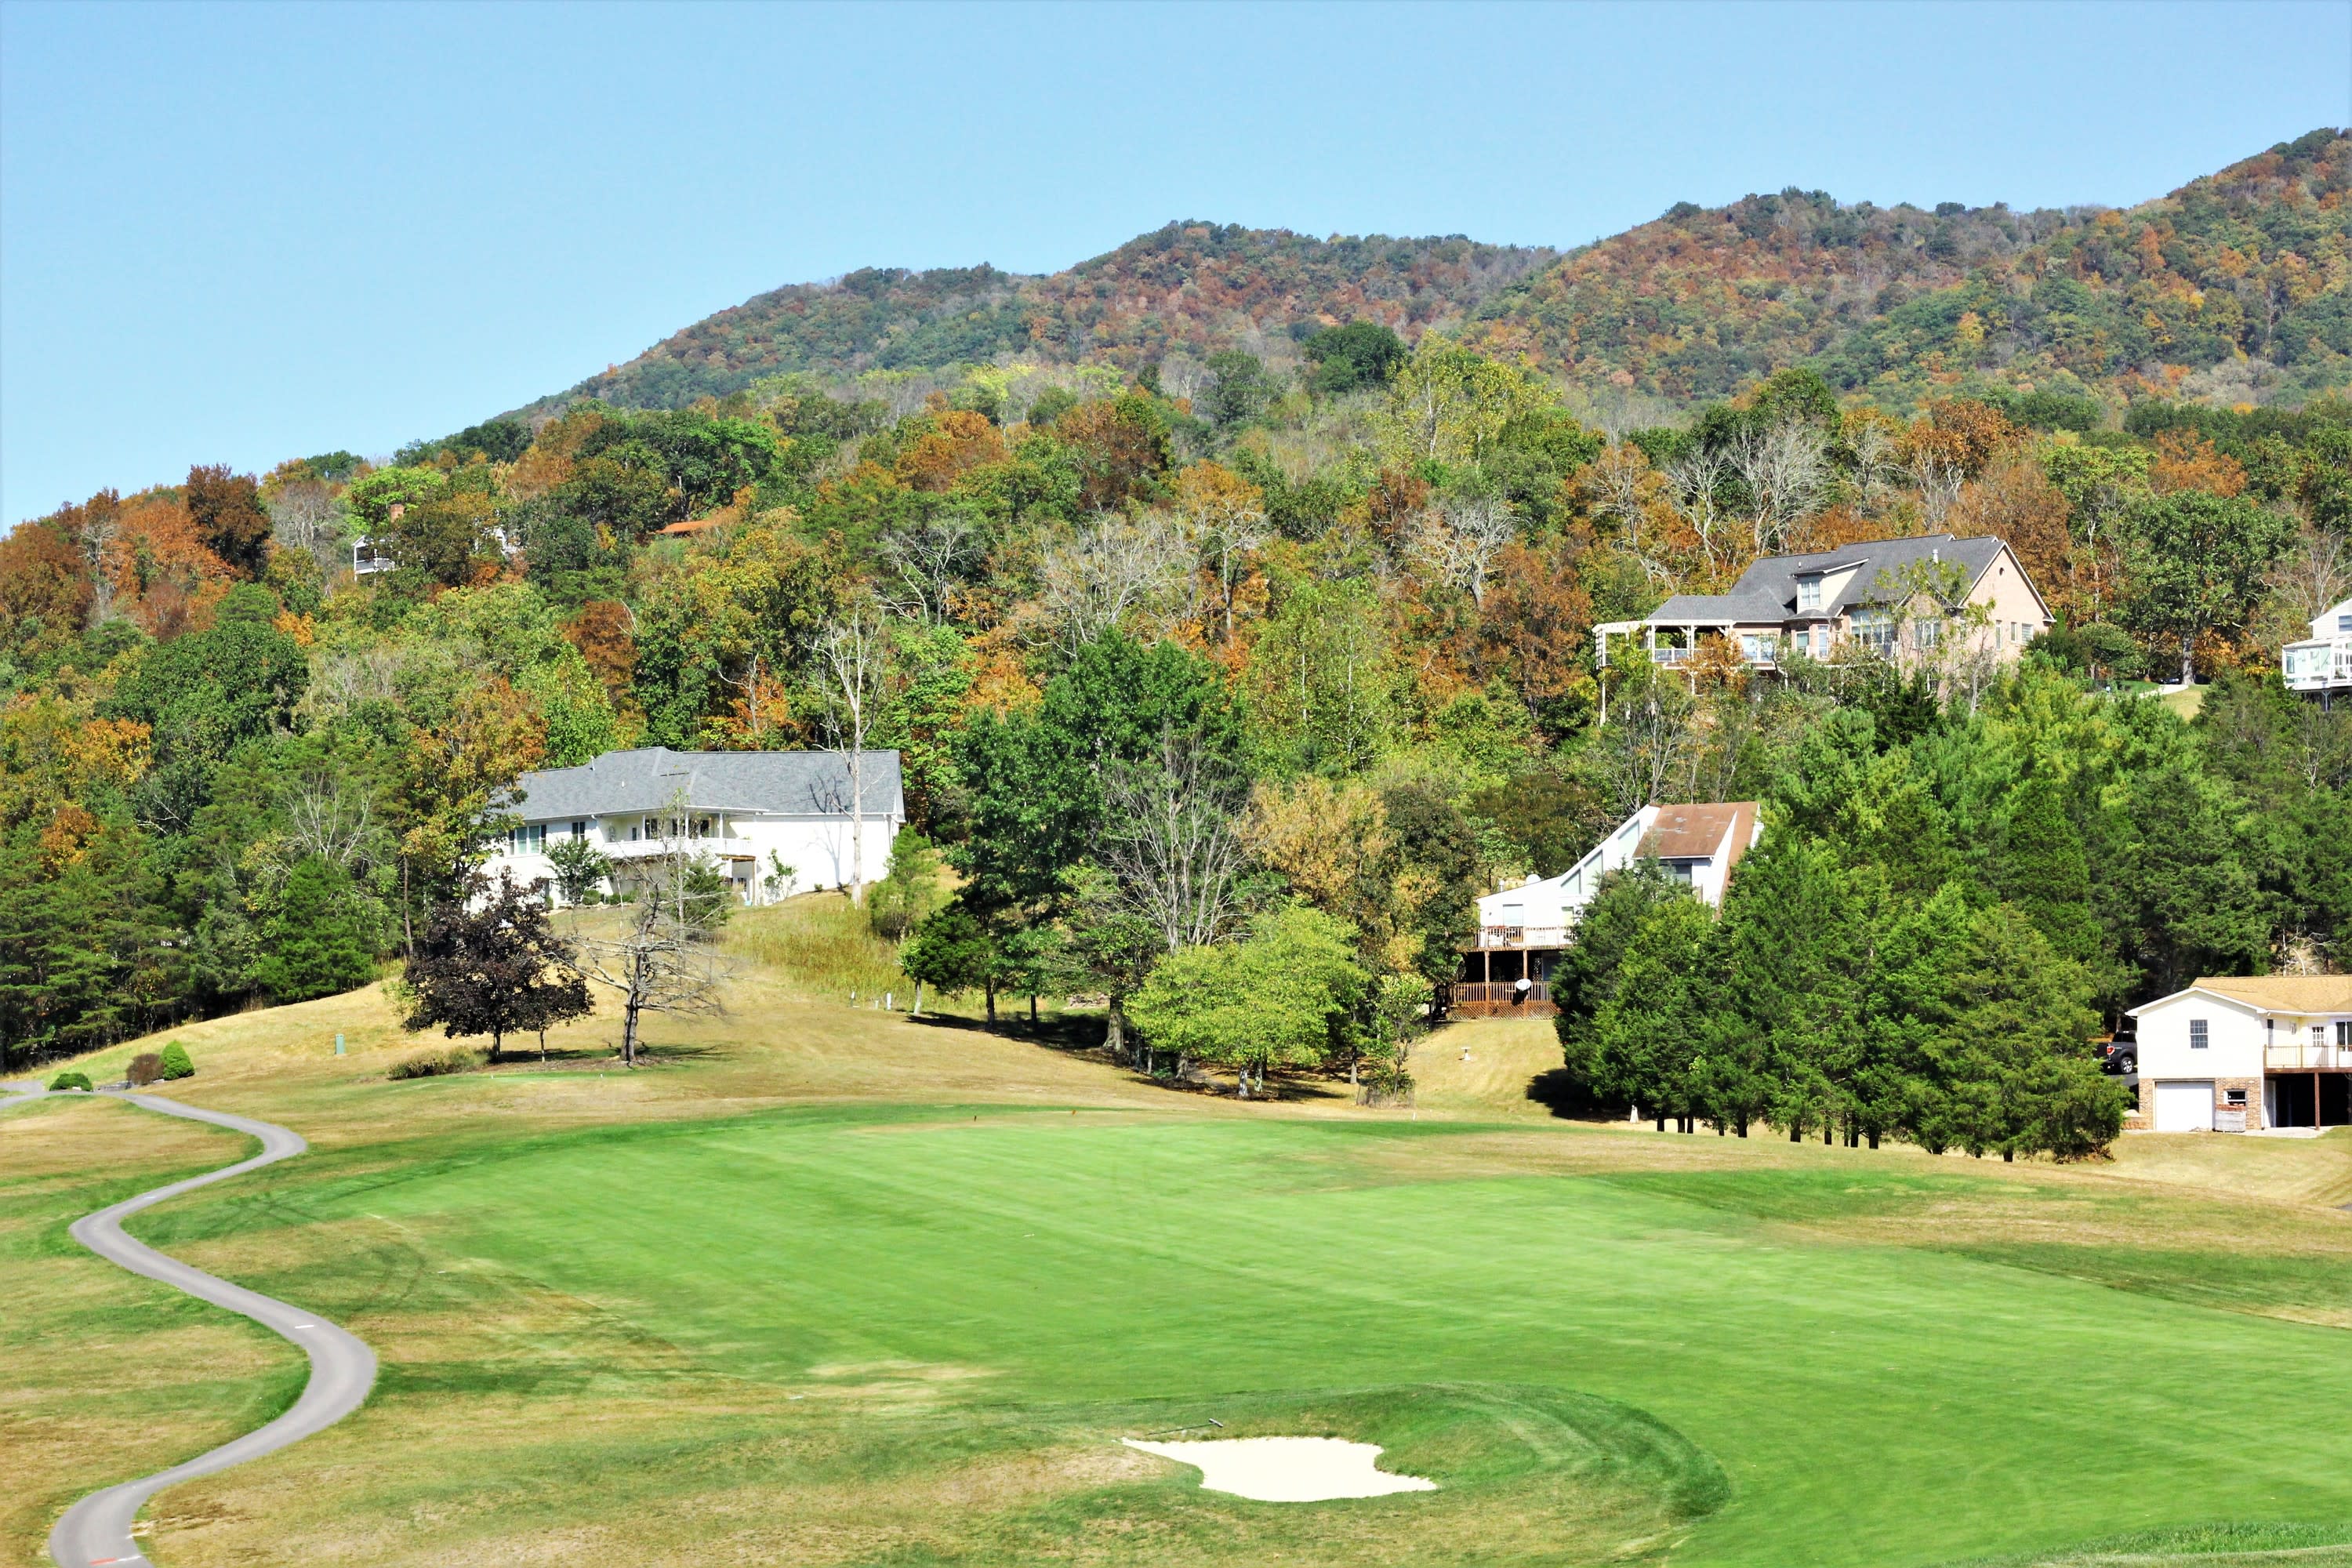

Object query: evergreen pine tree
[1589,895,1712,1130]
[255,858,380,1003]
[1993,775,2096,967]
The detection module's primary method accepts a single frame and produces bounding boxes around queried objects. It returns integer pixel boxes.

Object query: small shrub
[127,1052,164,1087]
[47,1070,93,1092]
[387,1045,485,1080]
[159,1041,195,1080]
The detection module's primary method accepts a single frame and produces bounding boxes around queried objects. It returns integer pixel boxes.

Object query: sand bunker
[1121,1436,1436,1501]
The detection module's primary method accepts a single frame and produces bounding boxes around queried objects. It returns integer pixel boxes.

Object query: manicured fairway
[125,1100,2352,1566]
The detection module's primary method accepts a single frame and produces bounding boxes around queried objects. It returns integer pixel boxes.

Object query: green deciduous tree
[902,904,1014,1025]
[1127,904,1367,1097]
[2121,491,2295,684]
[1301,321,1406,396]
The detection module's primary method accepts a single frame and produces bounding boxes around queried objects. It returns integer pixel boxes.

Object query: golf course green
[117,1091,2352,1566]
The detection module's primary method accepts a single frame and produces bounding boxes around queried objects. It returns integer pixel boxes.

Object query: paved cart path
[5,1088,376,1568]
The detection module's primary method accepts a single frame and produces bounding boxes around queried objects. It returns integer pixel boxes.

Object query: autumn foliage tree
[184,464,273,579]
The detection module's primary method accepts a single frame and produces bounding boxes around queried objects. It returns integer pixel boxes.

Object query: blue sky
[2,0,2347,528]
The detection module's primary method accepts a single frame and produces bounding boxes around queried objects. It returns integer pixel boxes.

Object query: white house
[2282,596,2352,701]
[1456,801,1762,1018]
[2124,975,2352,1132]
[485,747,905,907]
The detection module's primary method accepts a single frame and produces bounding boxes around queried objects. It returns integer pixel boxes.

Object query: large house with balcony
[485,747,905,907]
[2282,597,2352,704]
[1454,801,1761,1019]
[1595,533,2050,690]
[2123,975,2352,1133]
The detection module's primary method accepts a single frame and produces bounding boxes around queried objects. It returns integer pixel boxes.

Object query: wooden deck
[1450,981,1555,1019]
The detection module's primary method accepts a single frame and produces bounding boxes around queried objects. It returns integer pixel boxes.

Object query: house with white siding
[1455,802,1762,1018]
[2282,596,2352,702]
[485,747,904,907]
[2123,975,2352,1132]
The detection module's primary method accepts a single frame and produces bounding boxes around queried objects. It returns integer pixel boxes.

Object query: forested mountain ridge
[1468,126,2350,408]
[540,226,1559,413]
[537,129,2349,422]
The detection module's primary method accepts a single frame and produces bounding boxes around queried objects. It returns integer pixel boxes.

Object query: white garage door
[2154,1080,2215,1133]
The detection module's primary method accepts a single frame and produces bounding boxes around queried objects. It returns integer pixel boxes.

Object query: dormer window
[1796,575,1822,612]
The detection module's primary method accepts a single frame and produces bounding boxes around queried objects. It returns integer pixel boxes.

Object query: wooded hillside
[545,227,1559,413]
[2,131,2347,1159]
[540,129,2348,421]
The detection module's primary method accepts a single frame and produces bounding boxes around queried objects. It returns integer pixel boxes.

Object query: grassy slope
[1,1096,302,1560]
[5,958,2349,1566]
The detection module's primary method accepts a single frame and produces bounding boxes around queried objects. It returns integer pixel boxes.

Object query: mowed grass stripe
[146,1107,2352,1567]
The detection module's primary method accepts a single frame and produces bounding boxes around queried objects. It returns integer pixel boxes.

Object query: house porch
[1452,946,1560,1019]
[2264,1069,2352,1130]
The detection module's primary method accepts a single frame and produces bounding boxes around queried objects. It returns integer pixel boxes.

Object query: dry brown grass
[0,1097,296,1564]
[1410,1017,1568,1117]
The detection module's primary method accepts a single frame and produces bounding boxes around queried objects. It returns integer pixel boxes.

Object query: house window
[1667,861,1696,885]
[1914,618,1942,652]
[571,820,588,839]
[1797,576,1822,612]
[2190,1018,2209,1050]
[1812,626,1828,658]
[1740,633,1777,662]
[2338,613,2351,633]
[2337,1022,2350,1047]
[2225,1087,2247,1107]
[2315,1025,2329,1052]
[511,824,546,854]
[1852,610,1894,655]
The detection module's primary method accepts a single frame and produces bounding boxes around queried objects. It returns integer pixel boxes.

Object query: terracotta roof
[1637,801,1759,868]
[659,515,728,536]
[2192,975,2352,1014]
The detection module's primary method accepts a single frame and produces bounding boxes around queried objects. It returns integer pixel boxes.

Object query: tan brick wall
[2123,1076,2265,1131]
[2215,1076,2263,1131]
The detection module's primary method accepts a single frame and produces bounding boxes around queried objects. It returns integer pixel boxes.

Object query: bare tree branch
[1406,494,1515,605]
[1094,730,1252,953]
[1034,512,1189,659]
[815,605,889,904]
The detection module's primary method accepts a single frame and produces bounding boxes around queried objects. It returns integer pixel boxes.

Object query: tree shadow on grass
[478,1041,731,1072]
[902,1012,1352,1103]
[1527,1067,1630,1124]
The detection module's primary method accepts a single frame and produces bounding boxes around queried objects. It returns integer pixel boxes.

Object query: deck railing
[1474,924,1569,950]
[2264,1043,2352,1071]
[1454,982,1552,1007]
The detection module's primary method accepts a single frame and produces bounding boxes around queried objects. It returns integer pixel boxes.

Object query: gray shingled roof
[512,748,904,822]
[1647,534,2009,626]
[1648,587,1791,624]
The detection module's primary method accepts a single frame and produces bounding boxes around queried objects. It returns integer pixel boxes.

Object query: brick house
[2123,975,2352,1132]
